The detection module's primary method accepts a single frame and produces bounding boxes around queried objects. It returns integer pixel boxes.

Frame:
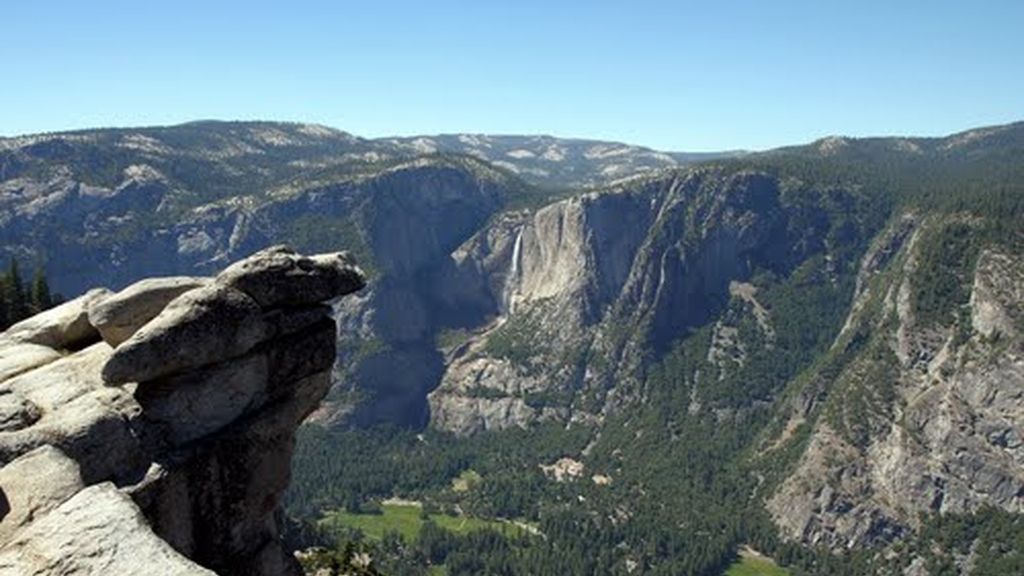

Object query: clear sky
[2,0,1021,151]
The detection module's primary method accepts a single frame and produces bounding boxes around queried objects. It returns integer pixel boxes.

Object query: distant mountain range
[381,132,743,188]
[0,120,742,192]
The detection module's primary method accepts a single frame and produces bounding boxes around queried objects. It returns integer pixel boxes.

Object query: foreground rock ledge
[0,245,364,576]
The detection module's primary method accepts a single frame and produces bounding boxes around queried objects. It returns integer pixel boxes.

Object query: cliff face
[427,169,839,434]
[426,184,661,434]
[0,246,364,576]
[766,215,1024,549]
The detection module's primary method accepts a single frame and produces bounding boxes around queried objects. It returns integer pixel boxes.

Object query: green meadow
[724,552,791,576]
[319,503,529,542]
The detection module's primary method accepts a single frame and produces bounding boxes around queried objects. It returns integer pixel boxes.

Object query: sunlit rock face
[767,218,1024,549]
[0,246,364,576]
[428,170,797,435]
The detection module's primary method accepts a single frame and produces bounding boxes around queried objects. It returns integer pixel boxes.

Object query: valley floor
[724,548,790,576]
[319,502,531,542]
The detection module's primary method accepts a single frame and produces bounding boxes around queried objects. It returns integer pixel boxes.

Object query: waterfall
[510,228,523,278]
[507,229,524,314]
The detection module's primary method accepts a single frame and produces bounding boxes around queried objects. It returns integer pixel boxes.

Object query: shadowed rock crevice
[0,245,364,576]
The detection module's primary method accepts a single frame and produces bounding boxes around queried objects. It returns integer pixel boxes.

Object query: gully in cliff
[0,246,365,576]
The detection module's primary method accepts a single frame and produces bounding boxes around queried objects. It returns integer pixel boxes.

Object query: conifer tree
[4,258,28,322]
[30,266,53,314]
[0,282,8,330]
[0,258,57,330]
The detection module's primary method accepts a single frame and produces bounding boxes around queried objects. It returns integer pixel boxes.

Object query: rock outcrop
[0,246,364,576]
[767,216,1024,549]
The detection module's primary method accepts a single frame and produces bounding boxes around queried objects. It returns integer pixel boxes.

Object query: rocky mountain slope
[0,128,518,297]
[426,167,853,435]
[766,214,1024,549]
[0,246,364,575]
[1,119,1023,573]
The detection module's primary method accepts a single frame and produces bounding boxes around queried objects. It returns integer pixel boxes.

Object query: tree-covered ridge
[731,121,1024,219]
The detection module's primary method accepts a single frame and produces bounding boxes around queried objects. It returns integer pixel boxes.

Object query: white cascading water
[510,228,523,277]
[507,228,524,314]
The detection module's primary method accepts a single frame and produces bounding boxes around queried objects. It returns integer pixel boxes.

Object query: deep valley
[1,120,1022,575]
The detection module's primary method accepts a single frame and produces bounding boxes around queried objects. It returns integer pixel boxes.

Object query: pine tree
[4,258,28,322]
[29,266,53,314]
[0,258,57,330]
[0,281,9,330]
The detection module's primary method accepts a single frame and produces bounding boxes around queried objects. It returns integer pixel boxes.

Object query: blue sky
[2,1,1021,151]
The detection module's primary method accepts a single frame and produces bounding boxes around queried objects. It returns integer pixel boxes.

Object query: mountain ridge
[0,119,742,191]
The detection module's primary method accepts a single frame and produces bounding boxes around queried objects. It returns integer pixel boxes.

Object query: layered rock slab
[87,276,210,347]
[0,246,364,576]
